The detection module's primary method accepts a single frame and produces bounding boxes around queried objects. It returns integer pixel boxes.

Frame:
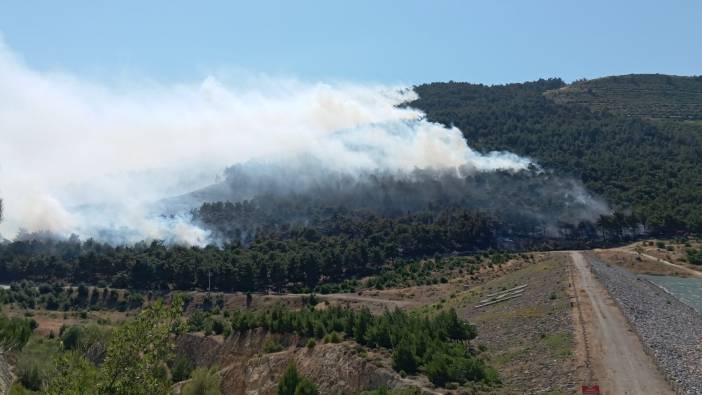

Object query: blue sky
[0,0,700,85]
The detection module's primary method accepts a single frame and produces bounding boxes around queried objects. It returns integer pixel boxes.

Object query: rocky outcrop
[176,329,436,395]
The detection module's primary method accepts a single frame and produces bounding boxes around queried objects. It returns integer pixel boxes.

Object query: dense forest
[0,210,496,291]
[0,198,644,292]
[410,75,702,234]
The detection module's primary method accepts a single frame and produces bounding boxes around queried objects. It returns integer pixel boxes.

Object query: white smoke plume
[0,39,532,245]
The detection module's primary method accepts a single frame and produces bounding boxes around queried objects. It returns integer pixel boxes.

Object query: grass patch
[542,331,572,359]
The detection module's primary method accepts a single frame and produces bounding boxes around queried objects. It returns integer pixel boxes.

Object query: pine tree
[277,363,301,395]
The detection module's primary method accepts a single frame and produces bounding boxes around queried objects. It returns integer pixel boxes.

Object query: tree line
[0,210,496,292]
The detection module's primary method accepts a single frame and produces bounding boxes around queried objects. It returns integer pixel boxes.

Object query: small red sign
[581,385,600,395]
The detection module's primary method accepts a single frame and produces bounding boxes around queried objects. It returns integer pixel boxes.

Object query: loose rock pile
[589,257,702,394]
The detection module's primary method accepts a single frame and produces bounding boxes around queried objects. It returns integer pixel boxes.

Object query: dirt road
[569,251,674,395]
[317,293,415,309]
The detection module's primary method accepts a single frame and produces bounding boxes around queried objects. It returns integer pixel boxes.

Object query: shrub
[0,315,33,350]
[18,361,43,391]
[170,355,194,383]
[45,295,60,310]
[127,293,144,309]
[277,363,300,395]
[306,339,316,349]
[77,284,89,298]
[687,249,702,265]
[294,378,318,395]
[188,310,208,332]
[211,318,225,335]
[323,331,341,344]
[263,338,283,353]
[38,283,52,294]
[60,324,110,352]
[277,363,318,395]
[181,366,221,395]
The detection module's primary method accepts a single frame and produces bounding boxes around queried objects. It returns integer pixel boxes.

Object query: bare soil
[452,254,577,394]
[611,239,702,275]
[317,255,541,314]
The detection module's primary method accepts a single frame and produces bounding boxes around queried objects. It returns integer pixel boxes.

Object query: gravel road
[570,251,675,395]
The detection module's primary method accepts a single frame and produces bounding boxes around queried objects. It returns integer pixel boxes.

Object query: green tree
[170,354,194,383]
[277,362,318,395]
[392,340,417,374]
[47,296,185,395]
[277,363,301,395]
[46,352,99,395]
[97,297,184,394]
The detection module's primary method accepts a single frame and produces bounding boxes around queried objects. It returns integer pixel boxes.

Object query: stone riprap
[588,255,702,394]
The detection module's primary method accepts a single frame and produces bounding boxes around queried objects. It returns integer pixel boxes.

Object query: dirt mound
[176,329,435,395]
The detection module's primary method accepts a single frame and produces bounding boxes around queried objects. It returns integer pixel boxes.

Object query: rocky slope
[176,329,435,394]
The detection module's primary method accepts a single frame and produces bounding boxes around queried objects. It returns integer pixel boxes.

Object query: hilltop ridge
[545,74,702,120]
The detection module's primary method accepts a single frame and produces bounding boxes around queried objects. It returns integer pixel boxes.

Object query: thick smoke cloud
[0,40,540,244]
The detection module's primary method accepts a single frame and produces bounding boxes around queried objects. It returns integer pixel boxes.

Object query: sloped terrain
[410,77,702,234]
[545,74,702,120]
[176,329,434,395]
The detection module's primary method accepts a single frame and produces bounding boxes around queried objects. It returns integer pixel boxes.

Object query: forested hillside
[410,76,702,234]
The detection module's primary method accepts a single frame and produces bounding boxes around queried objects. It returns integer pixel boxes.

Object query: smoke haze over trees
[410,77,702,234]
